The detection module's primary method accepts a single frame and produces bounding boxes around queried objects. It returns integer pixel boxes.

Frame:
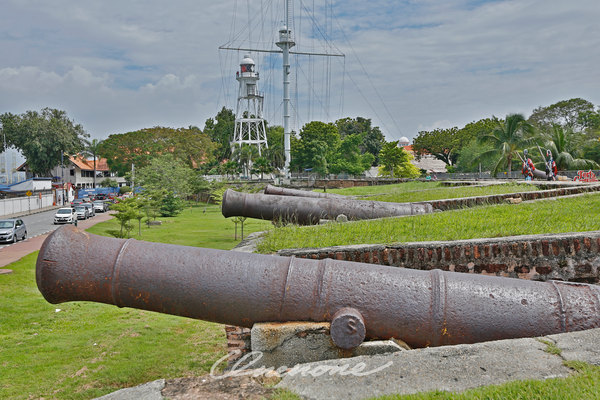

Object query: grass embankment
[258,191,599,252]
[326,182,540,203]
[0,204,272,400]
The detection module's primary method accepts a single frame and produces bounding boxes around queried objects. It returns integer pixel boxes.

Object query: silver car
[92,200,107,213]
[0,219,27,243]
[83,202,95,217]
[74,205,89,220]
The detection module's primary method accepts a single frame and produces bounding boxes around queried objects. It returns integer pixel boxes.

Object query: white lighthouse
[231,54,268,159]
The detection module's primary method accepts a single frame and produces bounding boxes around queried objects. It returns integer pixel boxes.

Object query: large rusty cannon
[222,189,433,225]
[264,184,348,199]
[37,226,600,349]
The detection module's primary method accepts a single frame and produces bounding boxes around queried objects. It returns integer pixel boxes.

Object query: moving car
[83,202,95,217]
[71,198,85,207]
[73,205,89,220]
[54,207,77,224]
[0,219,27,243]
[92,200,107,213]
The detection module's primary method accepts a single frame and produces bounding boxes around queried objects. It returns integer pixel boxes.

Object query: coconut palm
[82,138,102,188]
[542,125,598,170]
[476,114,535,177]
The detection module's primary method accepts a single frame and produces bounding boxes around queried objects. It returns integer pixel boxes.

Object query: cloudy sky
[1,0,599,142]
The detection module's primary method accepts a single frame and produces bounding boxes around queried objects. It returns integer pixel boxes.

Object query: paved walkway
[0,211,114,270]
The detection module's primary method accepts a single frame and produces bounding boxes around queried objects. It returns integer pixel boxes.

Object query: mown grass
[370,361,600,400]
[257,192,598,253]
[87,203,272,249]
[326,182,540,203]
[0,204,272,399]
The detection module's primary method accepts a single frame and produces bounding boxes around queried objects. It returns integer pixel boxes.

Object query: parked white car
[54,207,77,224]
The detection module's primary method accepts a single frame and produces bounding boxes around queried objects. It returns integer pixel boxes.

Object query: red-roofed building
[49,155,126,189]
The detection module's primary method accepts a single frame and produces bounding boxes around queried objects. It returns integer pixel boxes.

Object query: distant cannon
[37,226,600,349]
[264,184,348,199]
[222,189,433,225]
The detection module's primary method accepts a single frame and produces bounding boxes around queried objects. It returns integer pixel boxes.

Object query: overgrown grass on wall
[257,192,600,253]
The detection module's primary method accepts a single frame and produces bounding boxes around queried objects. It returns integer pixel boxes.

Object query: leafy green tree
[232,143,259,177]
[291,121,340,175]
[477,114,535,176]
[542,125,599,170]
[529,98,596,133]
[335,117,385,165]
[82,138,102,188]
[0,108,87,176]
[378,141,407,178]
[412,127,460,166]
[265,125,285,169]
[99,178,118,187]
[98,126,216,176]
[329,134,375,175]
[251,157,273,179]
[203,107,236,161]
[135,154,193,197]
[108,198,139,238]
[222,160,240,179]
[454,138,497,173]
[159,192,185,217]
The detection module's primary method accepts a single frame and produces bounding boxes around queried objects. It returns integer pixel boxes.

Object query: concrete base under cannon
[243,322,407,370]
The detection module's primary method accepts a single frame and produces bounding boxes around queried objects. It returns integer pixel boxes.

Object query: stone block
[250,322,405,369]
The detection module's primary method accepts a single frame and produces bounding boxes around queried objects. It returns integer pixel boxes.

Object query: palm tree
[542,125,598,170]
[82,138,102,188]
[476,114,535,177]
[232,144,259,177]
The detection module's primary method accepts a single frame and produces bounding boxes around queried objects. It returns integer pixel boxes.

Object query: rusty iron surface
[36,226,600,349]
[264,184,348,199]
[222,189,433,225]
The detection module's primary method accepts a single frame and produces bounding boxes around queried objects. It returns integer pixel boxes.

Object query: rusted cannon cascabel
[222,188,433,225]
[37,225,600,349]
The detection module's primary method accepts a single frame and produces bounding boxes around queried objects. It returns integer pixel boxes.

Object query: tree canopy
[0,108,88,176]
[98,126,216,176]
[529,98,596,132]
[203,107,236,162]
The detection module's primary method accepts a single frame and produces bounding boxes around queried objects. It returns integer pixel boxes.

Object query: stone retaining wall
[278,231,600,284]
[424,184,600,211]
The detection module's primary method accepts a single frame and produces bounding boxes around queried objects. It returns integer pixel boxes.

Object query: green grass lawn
[258,191,598,253]
[0,204,272,399]
[87,203,273,249]
[326,182,540,203]
[3,195,600,399]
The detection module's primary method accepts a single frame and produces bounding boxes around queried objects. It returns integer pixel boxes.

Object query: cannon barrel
[222,189,433,224]
[264,184,348,199]
[37,225,600,349]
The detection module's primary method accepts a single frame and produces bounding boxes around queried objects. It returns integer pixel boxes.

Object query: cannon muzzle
[222,189,433,224]
[37,225,600,349]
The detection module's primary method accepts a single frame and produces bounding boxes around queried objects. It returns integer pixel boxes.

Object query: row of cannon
[222,184,434,225]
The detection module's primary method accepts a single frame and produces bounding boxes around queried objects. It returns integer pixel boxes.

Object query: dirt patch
[162,375,280,400]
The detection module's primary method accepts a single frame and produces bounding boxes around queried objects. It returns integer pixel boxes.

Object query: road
[0,209,114,268]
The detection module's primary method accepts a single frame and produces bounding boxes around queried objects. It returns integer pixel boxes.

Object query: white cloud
[0,0,599,142]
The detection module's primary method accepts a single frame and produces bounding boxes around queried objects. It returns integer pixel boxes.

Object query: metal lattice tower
[231,54,268,156]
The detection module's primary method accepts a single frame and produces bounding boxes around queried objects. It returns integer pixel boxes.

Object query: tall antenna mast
[219,0,344,179]
[276,0,294,177]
